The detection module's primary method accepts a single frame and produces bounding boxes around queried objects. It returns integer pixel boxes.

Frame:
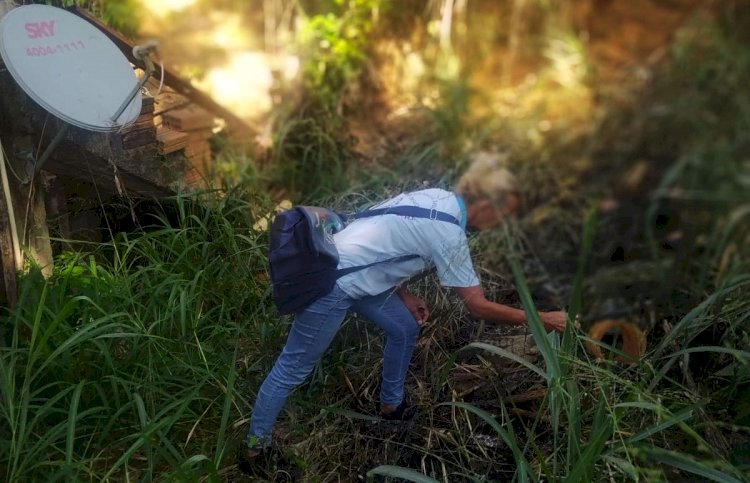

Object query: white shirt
[334,188,480,299]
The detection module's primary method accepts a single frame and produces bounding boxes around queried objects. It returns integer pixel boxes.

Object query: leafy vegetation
[1,191,279,481]
[2,0,749,481]
[55,0,143,36]
[298,0,382,107]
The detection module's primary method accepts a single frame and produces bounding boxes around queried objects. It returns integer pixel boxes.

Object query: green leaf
[461,342,546,379]
[565,392,614,483]
[568,207,598,320]
[438,402,535,483]
[509,258,561,380]
[65,381,85,466]
[624,405,696,445]
[366,465,441,483]
[319,406,381,422]
[638,446,745,483]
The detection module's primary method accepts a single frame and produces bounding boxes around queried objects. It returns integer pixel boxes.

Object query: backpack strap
[334,254,420,280]
[333,205,459,281]
[349,205,461,226]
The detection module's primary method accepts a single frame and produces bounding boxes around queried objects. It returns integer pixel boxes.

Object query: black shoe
[237,445,264,475]
[378,400,416,421]
[237,444,305,480]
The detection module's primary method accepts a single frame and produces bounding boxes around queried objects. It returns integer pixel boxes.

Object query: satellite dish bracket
[110,41,158,123]
[31,121,69,180]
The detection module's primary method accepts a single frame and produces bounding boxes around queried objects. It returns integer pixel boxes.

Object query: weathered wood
[43,175,71,249]
[0,137,18,311]
[185,139,212,182]
[21,179,54,277]
[122,115,156,132]
[156,126,188,154]
[0,135,54,278]
[162,106,214,131]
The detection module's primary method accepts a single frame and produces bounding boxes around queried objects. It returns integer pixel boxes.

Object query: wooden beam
[20,179,54,278]
[69,6,254,136]
[0,136,18,312]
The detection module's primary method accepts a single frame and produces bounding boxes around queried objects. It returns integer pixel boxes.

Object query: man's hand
[540,310,567,332]
[398,290,430,326]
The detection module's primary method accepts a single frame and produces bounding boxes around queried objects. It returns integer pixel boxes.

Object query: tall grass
[0,189,277,481]
[363,11,750,483]
[271,106,350,202]
[367,206,747,482]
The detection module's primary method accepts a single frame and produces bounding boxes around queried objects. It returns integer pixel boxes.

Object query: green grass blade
[654,275,750,355]
[101,393,194,480]
[508,257,561,380]
[568,206,598,321]
[624,405,696,445]
[565,390,614,483]
[133,392,155,475]
[214,343,239,465]
[366,465,442,483]
[461,342,547,379]
[636,446,745,483]
[601,455,640,479]
[565,378,582,473]
[656,346,750,361]
[65,381,85,466]
[317,405,382,423]
[439,401,534,483]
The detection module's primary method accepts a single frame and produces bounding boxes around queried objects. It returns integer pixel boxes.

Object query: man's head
[454,156,520,231]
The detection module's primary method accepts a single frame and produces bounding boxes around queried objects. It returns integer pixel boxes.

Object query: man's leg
[351,290,420,411]
[248,285,351,447]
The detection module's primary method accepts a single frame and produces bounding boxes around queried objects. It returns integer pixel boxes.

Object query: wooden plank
[162,106,214,131]
[70,6,254,136]
[44,176,72,250]
[184,166,205,187]
[0,137,18,311]
[24,179,54,278]
[185,139,212,175]
[183,129,214,141]
[156,126,188,154]
[122,117,155,132]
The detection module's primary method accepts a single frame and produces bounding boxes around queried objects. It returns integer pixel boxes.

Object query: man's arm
[453,285,566,332]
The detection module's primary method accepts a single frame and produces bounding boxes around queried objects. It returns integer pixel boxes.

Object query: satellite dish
[0,4,142,132]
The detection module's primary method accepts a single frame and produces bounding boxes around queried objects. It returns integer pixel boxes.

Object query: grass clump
[0,190,278,481]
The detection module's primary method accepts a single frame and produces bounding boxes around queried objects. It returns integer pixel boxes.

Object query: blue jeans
[248,284,420,446]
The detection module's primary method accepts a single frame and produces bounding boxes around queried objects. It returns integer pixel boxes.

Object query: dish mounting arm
[110,40,158,123]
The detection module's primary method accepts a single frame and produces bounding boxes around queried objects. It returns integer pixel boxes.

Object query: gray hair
[454,155,519,207]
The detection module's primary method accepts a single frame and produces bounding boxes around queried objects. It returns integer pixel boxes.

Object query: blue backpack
[268,205,461,315]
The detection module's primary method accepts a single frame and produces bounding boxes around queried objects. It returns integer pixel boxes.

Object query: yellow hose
[586,319,647,364]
